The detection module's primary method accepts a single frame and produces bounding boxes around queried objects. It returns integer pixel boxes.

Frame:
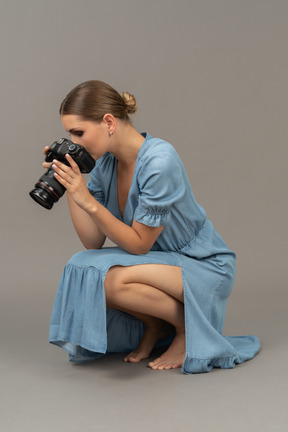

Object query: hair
[59,80,138,122]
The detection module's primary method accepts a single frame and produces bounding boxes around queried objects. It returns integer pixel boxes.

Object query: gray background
[0,1,287,431]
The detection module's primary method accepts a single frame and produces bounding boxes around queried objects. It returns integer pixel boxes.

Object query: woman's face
[61,115,110,160]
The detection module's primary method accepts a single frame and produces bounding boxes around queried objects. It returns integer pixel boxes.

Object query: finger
[65,154,81,174]
[53,171,70,188]
[42,162,52,169]
[52,159,74,175]
[43,146,50,155]
[52,164,73,189]
[52,162,74,184]
[52,160,71,173]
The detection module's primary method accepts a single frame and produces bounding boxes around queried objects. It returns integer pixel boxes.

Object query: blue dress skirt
[49,133,261,373]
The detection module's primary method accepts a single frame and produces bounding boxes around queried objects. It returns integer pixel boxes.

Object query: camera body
[45,138,95,173]
[29,138,95,210]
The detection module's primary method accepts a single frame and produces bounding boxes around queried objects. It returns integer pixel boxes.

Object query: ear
[102,113,116,134]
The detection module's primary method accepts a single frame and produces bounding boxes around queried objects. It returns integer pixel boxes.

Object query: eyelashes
[69,130,84,138]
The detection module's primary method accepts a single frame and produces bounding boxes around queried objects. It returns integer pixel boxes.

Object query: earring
[109,131,113,137]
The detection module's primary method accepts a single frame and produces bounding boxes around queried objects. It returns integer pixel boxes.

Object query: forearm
[85,200,156,255]
[51,156,160,253]
[66,193,106,249]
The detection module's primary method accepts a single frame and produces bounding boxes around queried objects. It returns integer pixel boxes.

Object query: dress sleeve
[134,152,184,227]
[86,161,105,205]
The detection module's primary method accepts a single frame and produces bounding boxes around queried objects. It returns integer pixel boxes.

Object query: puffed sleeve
[134,151,184,227]
[86,159,105,205]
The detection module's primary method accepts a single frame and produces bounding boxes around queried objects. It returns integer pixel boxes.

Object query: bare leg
[104,264,186,370]
[106,302,174,362]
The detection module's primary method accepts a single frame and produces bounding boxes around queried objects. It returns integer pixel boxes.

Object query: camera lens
[30,141,95,210]
[29,186,56,210]
[29,167,66,210]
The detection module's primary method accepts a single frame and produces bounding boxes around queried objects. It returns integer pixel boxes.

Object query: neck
[110,122,145,169]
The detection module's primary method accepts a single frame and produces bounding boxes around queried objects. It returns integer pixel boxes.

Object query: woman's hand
[52,154,95,211]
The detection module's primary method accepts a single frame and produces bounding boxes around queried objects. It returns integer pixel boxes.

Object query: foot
[148,329,186,370]
[123,321,173,363]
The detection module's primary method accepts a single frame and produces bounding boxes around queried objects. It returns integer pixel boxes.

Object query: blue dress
[49,133,261,373]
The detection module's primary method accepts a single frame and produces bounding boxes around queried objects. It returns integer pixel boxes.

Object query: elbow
[130,243,152,255]
[84,244,96,250]
[84,244,103,250]
[82,238,106,250]
[139,246,151,255]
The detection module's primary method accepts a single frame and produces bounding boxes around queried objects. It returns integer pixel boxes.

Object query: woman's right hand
[42,146,52,169]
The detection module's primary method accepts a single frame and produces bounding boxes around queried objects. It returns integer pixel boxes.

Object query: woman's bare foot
[148,329,186,370]
[123,321,173,363]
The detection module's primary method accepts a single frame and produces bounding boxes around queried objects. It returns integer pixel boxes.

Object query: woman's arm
[66,192,106,250]
[42,147,105,250]
[52,155,163,254]
[86,203,163,254]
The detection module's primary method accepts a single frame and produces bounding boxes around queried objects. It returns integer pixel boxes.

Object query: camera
[29,138,95,210]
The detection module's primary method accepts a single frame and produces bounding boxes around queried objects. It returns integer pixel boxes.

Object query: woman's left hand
[52,154,94,211]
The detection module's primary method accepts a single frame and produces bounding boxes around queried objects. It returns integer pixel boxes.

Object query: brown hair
[59,80,138,122]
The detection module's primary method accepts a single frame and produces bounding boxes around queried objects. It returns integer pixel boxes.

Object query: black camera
[29,138,95,210]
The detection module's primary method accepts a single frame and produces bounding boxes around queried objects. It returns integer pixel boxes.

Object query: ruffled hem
[134,206,169,227]
[49,331,261,372]
[49,262,108,355]
[49,248,261,374]
[183,355,239,374]
[50,306,175,363]
[49,334,105,363]
[182,335,261,374]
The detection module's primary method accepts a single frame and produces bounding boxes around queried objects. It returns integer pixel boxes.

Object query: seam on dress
[185,353,238,361]
[136,206,170,216]
[181,268,190,365]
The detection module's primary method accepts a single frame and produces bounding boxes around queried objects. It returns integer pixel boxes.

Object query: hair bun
[122,92,138,115]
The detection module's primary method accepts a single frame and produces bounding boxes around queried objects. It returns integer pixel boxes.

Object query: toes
[148,357,183,370]
[151,361,173,370]
[127,357,141,363]
[148,358,171,370]
[123,351,138,362]
[123,352,136,362]
[123,351,148,363]
[147,358,161,368]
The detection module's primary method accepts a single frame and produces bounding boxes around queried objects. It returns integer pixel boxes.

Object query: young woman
[47,80,260,373]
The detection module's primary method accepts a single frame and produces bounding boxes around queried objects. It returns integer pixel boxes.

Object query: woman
[48,80,260,373]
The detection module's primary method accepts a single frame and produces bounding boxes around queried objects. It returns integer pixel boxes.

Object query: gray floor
[1,277,287,432]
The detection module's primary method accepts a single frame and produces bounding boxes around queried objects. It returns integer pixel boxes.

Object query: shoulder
[140,134,179,160]
[136,134,184,193]
[138,134,182,174]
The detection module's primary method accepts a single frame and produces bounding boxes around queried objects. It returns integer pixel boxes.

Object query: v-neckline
[114,132,148,220]
[116,159,136,220]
